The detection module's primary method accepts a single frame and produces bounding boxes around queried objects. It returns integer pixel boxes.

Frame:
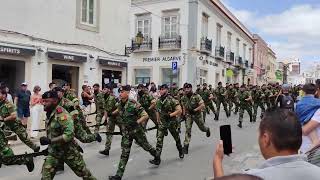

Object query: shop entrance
[102,70,122,87]
[52,64,79,93]
[0,59,25,94]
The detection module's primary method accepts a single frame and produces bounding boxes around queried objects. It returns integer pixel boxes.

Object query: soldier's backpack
[280,94,294,110]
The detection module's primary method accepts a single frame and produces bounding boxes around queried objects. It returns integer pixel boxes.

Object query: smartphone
[220,125,232,155]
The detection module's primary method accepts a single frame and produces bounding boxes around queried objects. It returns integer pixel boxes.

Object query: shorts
[17,107,30,118]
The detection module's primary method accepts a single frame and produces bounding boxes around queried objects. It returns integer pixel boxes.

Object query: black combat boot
[206,128,211,137]
[99,149,110,156]
[25,157,34,172]
[149,157,161,165]
[183,144,189,154]
[250,115,254,123]
[109,175,122,180]
[177,144,184,159]
[95,133,102,142]
[237,121,242,128]
[214,114,219,121]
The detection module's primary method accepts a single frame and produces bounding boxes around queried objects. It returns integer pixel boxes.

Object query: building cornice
[132,0,177,6]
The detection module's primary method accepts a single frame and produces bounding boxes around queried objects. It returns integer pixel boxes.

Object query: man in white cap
[14,82,31,127]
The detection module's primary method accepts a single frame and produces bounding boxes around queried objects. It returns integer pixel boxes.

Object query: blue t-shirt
[16,90,31,109]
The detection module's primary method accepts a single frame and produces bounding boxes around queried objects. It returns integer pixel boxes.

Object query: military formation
[0,81,298,179]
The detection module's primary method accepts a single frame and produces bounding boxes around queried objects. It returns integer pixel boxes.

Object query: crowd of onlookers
[213,80,320,180]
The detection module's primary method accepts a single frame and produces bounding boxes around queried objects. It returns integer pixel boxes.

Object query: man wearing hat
[109,85,158,180]
[169,82,179,99]
[137,84,157,130]
[181,83,211,154]
[40,90,96,180]
[149,84,184,165]
[14,82,31,127]
[237,85,253,128]
[0,86,40,152]
[214,82,229,120]
[201,83,217,122]
[99,84,120,156]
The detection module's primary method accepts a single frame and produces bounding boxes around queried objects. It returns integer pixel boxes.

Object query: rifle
[98,125,158,135]
[14,149,48,159]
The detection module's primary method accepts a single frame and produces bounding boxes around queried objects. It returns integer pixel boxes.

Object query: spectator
[81,84,94,107]
[275,84,294,111]
[14,82,31,127]
[297,83,320,166]
[129,86,137,101]
[49,82,56,90]
[5,87,13,103]
[214,174,263,180]
[30,85,43,138]
[213,108,320,180]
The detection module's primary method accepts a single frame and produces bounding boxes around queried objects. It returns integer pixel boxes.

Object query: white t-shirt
[300,108,320,153]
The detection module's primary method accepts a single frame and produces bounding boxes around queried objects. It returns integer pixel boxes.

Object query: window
[162,15,179,39]
[216,24,222,47]
[77,0,99,31]
[162,68,179,85]
[243,44,247,59]
[81,0,96,25]
[236,39,240,56]
[227,32,232,51]
[201,14,209,38]
[136,18,151,39]
[199,69,208,85]
[249,48,252,62]
[135,69,151,84]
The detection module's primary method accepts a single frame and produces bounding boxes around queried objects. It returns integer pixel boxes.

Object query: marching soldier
[169,82,179,99]
[99,85,119,156]
[237,85,253,128]
[201,83,217,122]
[252,86,266,121]
[0,88,40,152]
[63,83,77,101]
[226,84,236,116]
[214,82,230,120]
[137,84,157,130]
[40,90,96,180]
[263,84,273,109]
[109,85,158,180]
[181,83,211,154]
[149,84,184,165]
[93,83,105,133]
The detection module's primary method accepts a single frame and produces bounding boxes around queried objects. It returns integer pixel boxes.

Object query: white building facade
[0,0,130,95]
[128,0,254,87]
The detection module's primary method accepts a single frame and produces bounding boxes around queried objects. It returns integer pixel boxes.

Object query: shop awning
[0,44,35,57]
[47,50,87,63]
[98,58,127,68]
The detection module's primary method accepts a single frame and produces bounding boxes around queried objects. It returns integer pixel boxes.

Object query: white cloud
[223,2,320,64]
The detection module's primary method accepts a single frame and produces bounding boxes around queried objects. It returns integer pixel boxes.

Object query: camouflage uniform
[155,95,183,159]
[0,100,39,151]
[72,98,92,134]
[113,99,157,178]
[103,94,119,152]
[137,93,157,128]
[41,106,96,180]
[238,90,253,127]
[252,89,266,121]
[181,93,210,153]
[64,90,77,102]
[169,87,179,99]
[226,87,237,116]
[214,87,229,120]
[94,92,105,133]
[201,88,217,122]
[0,127,33,168]
[263,89,273,109]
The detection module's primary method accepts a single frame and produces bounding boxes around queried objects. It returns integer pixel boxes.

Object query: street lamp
[125,32,144,56]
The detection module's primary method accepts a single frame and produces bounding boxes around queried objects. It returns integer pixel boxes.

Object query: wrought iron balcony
[158,35,181,50]
[131,38,152,52]
[226,51,234,64]
[215,46,225,60]
[200,37,212,53]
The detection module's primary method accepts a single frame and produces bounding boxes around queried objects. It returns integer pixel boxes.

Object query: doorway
[52,64,79,93]
[102,70,122,87]
[0,59,25,95]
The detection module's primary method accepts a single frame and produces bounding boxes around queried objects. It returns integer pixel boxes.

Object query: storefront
[98,58,127,87]
[47,50,87,94]
[0,44,35,94]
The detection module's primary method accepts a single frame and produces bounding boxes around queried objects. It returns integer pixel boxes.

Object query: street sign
[172,61,178,74]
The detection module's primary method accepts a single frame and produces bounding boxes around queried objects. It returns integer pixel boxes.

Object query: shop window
[135,69,151,84]
[161,68,179,85]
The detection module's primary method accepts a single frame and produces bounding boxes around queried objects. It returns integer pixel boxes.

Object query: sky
[221,0,320,71]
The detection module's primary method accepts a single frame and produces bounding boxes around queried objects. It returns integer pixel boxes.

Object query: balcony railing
[215,46,225,60]
[158,35,181,50]
[132,38,152,52]
[226,51,234,64]
[200,37,212,53]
